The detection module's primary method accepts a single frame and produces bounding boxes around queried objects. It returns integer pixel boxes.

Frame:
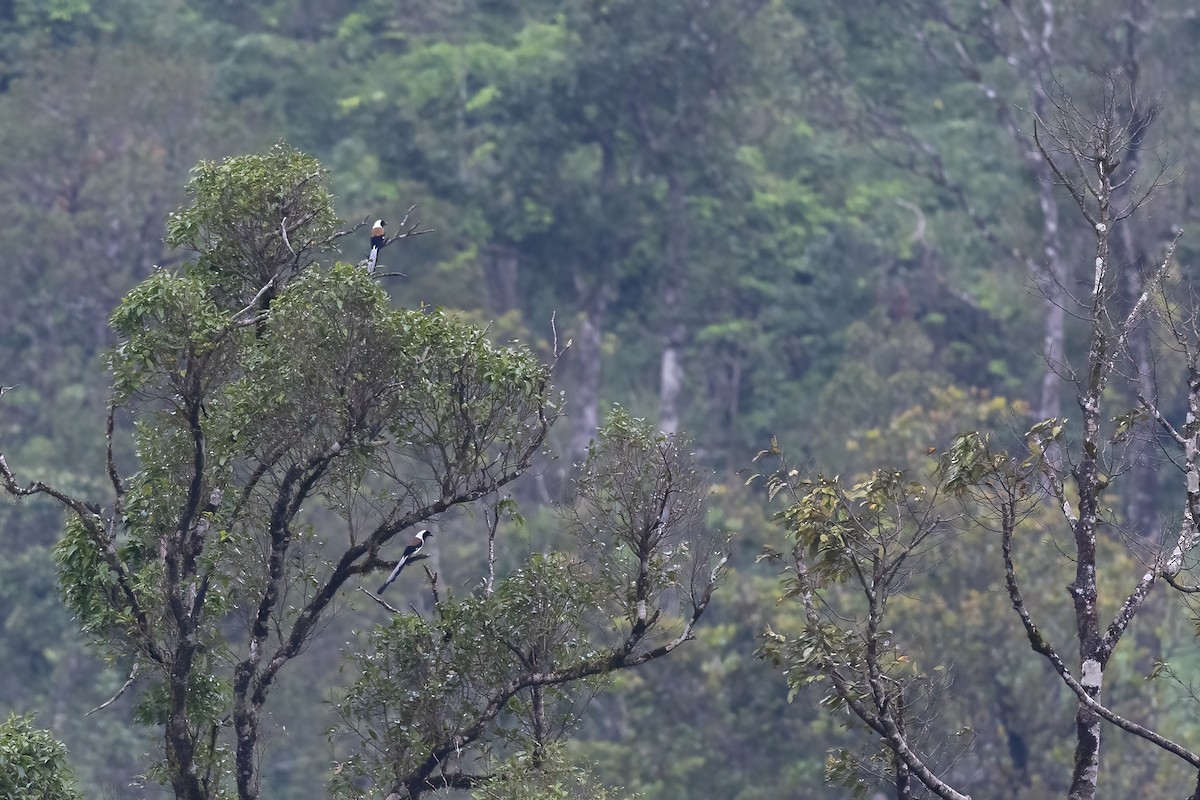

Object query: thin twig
[1139,392,1186,446]
[383,204,435,246]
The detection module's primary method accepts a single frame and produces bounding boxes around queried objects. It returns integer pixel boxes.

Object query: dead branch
[87,662,140,715]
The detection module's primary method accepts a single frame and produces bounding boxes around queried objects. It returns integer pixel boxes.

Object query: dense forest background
[5,1,1200,798]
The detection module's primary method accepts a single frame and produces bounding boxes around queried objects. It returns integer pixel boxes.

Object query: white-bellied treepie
[377,528,432,594]
[367,219,386,274]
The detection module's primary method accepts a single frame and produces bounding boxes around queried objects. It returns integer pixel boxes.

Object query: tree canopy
[8,1,1200,799]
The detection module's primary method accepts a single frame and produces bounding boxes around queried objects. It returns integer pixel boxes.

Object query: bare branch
[1114,230,1181,349]
[382,205,435,248]
[1033,116,1097,227]
[329,218,370,241]
[280,217,297,257]
[424,564,440,606]
[232,277,278,324]
[485,504,500,597]
[106,401,125,506]
[87,662,140,715]
[1139,393,1186,447]
[0,450,95,516]
[358,586,403,614]
[1164,573,1200,594]
[1004,505,1200,768]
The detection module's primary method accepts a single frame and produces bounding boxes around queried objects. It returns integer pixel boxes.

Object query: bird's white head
[416,528,432,540]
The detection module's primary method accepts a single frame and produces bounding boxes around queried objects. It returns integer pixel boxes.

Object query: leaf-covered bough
[1,145,557,800]
[0,145,732,800]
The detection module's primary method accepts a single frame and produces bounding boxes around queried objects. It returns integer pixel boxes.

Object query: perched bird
[377,528,433,594]
[367,219,387,275]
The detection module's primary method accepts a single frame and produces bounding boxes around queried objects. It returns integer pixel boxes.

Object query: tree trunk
[1119,226,1161,540]
[166,655,206,800]
[659,317,684,436]
[1065,179,1115,800]
[1112,33,1160,538]
[483,243,520,315]
[567,133,619,466]
[569,280,605,466]
[659,174,688,436]
[1033,171,1066,424]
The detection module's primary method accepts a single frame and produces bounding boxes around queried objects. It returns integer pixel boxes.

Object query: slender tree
[333,410,731,799]
[761,79,1200,800]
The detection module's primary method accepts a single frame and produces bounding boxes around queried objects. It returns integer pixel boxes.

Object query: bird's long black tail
[377,558,407,594]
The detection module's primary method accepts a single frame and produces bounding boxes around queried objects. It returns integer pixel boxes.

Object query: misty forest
[7,1,1200,799]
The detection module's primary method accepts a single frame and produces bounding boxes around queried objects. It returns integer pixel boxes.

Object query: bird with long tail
[377,529,433,594]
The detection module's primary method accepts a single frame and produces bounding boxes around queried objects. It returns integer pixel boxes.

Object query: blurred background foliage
[3,0,1200,797]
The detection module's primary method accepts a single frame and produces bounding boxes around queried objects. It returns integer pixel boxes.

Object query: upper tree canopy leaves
[164,145,342,298]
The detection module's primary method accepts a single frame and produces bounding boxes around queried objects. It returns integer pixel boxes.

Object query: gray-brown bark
[1028,78,1174,800]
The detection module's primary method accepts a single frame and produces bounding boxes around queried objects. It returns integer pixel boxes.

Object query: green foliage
[473,744,638,800]
[12,1,1200,798]
[0,714,82,800]
[573,408,717,627]
[108,268,230,402]
[757,443,978,795]
[54,513,122,637]
[35,141,561,799]
[0,35,229,409]
[166,143,341,294]
[0,0,100,87]
[333,407,726,798]
[823,748,871,800]
[771,469,927,586]
[132,672,230,729]
[333,553,601,796]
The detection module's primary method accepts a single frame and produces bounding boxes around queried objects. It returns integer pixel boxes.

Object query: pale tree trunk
[1027,66,1142,800]
[569,282,606,465]
[659,301,685,436]
[658,174,688,436]
[1032,167,1066,423]
[1114,10,1161,541]
[482,243,520,315]
[1040,89,1157,800]
[1119,223,1161,539]
[567,135,619,465]
[1013,0,1067,426]
[913,0,1069,421]
[1067,216,1109,800]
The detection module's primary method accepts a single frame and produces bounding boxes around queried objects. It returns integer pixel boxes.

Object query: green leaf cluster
[0,714,82,800]
[332,553,601,796]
